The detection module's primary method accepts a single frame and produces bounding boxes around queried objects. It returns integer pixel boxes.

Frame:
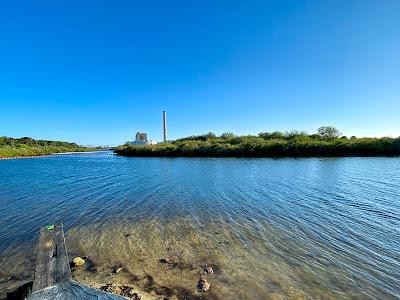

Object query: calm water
[0,154,399,299]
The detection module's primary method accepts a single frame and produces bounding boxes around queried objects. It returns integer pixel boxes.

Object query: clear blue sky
[0,0,399,146]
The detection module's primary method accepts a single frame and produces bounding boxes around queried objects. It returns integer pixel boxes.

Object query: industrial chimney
[163,111,167,142]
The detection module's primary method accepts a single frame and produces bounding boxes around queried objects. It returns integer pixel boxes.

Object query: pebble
[112,265,124,274]
[131,293,142,300]
[130,290,141,299]
[197,278,210,292]
[100,284,141,299]
[202,265,214,275]
[159,257,170,264]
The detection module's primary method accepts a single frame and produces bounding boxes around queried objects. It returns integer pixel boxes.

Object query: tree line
[0,136,81,148]
[0,136,92,157]
[116,127,400,157]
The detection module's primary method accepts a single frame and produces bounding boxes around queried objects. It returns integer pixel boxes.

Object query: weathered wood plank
[53,225,71,285]
[32,224,72,292]
[29,281,129,300]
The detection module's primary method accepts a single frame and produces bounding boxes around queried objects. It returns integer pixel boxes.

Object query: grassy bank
[0,137,97,157]
[115,130,400,157]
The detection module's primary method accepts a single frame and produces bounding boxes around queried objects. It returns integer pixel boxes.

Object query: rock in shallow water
[112,264,124,274]
[72,257,85,267]
[159,257,170,264]
[100,284,141,299]
[197,278,210,292]
[202,265,214,275]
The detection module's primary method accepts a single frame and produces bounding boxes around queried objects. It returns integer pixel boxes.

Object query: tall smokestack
[163,111,167,142]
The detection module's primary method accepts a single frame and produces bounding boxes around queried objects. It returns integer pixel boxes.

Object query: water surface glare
[0,155,399,299]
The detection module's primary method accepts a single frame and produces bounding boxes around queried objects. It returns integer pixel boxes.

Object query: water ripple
[0,156,399,299]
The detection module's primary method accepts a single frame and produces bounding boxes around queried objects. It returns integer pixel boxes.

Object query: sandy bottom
[63,217,326,300]
[1,217,357,299]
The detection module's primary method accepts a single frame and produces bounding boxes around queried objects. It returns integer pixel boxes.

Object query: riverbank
[0,137,98,158]
[0,155,53,160]
[115,134,400,157]
[0,147,98,159]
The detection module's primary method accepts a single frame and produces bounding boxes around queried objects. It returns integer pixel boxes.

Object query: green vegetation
[0,136,95,157]
[116,127,400,157]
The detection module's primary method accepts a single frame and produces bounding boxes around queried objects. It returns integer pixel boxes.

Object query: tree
[259,131,284,140]
[317,126,342,139]
[205,132,216,139]
[284,130,308,140]
[221,132,235,139]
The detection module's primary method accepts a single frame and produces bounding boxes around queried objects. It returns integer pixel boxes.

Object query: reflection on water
[0,155,399,299]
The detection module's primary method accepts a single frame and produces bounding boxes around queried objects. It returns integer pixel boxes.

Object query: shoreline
[115,152,400,158]
[115,134,400,158]
[0,155,53,160]
[0,137,105,160]
[115,136,400,158]
[0,150,112,160]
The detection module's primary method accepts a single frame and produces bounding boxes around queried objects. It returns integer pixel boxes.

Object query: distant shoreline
[0,151,110,160]
[115,132,400,158]
[0,155,50,160]
[0,149,99,159]
[115,151,400,158]
[0,137,102,158]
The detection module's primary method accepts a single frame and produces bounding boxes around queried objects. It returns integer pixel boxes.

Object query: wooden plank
[53,225,71,285]
[29,281,129,300]
[32,224,72,292]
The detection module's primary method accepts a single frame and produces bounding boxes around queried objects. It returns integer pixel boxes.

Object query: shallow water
[0,154,399,299]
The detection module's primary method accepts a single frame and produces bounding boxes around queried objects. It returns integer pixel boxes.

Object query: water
[0,154,399,299]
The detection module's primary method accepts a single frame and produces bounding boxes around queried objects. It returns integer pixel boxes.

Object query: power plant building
[136,132,148,142]
[125,111,167,145]
[126,132,157,146]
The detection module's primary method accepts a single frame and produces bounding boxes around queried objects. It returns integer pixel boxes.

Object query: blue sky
[0,0,399,146]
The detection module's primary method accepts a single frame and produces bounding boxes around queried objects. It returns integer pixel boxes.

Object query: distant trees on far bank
[0,136,82,148]
[259,126,342,140]
[176,127,345,142]
[0,136,94,157]
[116,127,400,158]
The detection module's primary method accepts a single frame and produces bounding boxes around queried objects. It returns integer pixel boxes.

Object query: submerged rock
[112,264,124,274]
[101,284,121,294]
[72,257,85,267]
[100,284,141,299]
[202,265,214,275]
[85,258,97,272]
[159,257,170,264]
[131,292,141,300]
[197,278,210,292]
